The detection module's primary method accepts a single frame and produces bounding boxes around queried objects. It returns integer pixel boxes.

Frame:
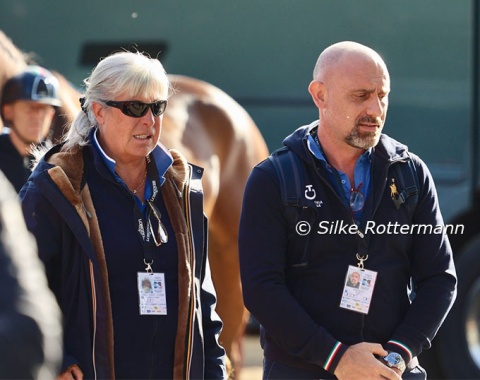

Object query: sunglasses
[146,200,168,246]
[103,99,167,118]
[350,184,365,213]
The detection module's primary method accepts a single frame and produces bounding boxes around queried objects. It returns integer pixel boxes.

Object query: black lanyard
[313,133,371,268]
[132,155,163,273]
[329,159,370,268]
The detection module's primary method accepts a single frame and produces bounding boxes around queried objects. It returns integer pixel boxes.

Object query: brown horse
[162,75,268,375]
[0,30,269,377]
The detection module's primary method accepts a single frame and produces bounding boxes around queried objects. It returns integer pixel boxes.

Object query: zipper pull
[82,203,92,218]
[170,177,183,199]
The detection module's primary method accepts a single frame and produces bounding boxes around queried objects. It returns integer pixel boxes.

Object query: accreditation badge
[339,265,377,315]
[137,272,167,315]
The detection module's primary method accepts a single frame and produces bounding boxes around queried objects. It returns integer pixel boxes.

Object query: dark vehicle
[1,1,479,377]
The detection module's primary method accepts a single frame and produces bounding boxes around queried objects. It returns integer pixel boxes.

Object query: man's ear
[308,80,327,109]
[2,104,14,123]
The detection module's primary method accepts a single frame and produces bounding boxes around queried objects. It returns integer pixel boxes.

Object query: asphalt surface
[238,334,263,380]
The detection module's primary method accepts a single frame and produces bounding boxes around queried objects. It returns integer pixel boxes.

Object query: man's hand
[333,342,402,380]
[56,364,83,380]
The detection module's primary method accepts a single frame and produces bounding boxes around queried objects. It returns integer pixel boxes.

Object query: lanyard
[353,226,369,269]
[312,133,371,268]
[133,155,163,273]
[329,159,370,269]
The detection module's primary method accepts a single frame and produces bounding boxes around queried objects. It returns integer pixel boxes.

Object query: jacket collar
[91,128,174,187]
[283,120,411,167]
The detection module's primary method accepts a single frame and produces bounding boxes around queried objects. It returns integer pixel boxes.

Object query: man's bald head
[313,41,389,83]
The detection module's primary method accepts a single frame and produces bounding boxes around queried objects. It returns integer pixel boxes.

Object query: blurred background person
[0,169,62,379]
[0,66,61,192]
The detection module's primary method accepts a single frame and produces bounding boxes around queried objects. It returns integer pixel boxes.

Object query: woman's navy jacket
[20,143,226,379]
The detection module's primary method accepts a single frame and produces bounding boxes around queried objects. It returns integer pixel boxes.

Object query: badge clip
[356,253,368,270]
[144,259,154,274]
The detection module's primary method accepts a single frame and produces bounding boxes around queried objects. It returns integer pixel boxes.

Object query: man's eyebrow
[351,88,375,94]
[351,87,390,94]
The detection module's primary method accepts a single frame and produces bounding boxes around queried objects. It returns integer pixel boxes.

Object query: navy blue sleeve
[200,215,227,379]
[0,172,62,378]
[239,163,347,373]
[20,179,82,374]
[20,180,64,266]
[386,155,457,362]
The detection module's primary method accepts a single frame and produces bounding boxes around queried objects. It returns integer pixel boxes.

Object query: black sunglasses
[146,200,168,246]
[350,183,365,213]
[103,100,168,118]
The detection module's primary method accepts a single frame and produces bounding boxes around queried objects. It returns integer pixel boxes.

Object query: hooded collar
[283,120,411,167]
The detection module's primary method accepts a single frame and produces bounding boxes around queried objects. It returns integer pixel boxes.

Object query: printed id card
[137,272,167,315]
[339,265,377,315]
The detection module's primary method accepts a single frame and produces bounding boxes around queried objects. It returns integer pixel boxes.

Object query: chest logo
[305,184,316,200]
[390,178,399,200]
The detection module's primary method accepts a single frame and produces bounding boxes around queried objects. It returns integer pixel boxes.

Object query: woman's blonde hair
[63,51,170,151]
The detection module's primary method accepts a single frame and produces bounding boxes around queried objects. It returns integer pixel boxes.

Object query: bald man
[239,41,456,380]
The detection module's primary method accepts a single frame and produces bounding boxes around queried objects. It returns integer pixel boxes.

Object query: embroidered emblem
[305,184,316,200]
[390,178,399,201]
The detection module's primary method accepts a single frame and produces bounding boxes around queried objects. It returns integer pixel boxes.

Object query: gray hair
[62,51,170,151]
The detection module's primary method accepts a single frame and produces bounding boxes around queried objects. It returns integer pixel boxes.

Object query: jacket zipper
[313,159,402,341]
[89,260,98,380]
[183,166,196,379]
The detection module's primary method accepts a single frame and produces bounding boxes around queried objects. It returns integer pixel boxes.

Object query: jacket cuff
[323,341,348,374]
[385,340,413,363]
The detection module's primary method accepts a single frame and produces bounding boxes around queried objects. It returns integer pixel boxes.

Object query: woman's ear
[91,101,104,125]
[308,80,327,109]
